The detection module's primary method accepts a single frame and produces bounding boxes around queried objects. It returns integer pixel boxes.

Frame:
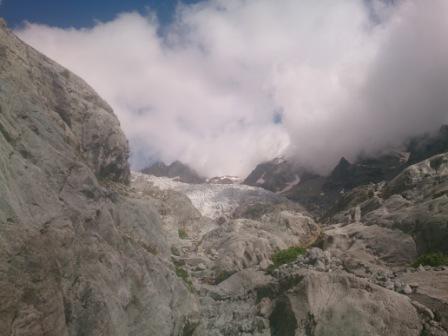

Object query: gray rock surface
[326,152,448,255]
[318,153,448,336]
[399,270,448,330]
[324,222,417,272]
[200,211,320,274]
[0,23,198,336]
[273,270,422,336]
[0,23,129,184]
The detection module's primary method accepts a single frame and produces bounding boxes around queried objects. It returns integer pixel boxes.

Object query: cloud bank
[16,0,448,176]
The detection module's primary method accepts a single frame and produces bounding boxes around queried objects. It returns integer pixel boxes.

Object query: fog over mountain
[16,0,448,177]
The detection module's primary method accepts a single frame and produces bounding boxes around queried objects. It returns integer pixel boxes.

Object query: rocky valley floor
[127,169,448,336]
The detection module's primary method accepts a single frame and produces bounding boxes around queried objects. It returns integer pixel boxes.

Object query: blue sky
[0,0,202,28]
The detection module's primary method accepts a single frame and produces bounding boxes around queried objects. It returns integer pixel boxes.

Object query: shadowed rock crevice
[270,297,298,336]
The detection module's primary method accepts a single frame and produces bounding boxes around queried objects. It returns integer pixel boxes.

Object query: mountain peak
[141,160,205,184]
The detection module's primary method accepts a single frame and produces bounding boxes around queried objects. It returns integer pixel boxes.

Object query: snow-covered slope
[207,175,243,184]
[132,172,284,219]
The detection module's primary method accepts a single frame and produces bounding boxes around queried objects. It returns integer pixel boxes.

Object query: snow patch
[256,173,266,185]
[132,172,281,219]
[277,175,301,194]
[207,176,243,184]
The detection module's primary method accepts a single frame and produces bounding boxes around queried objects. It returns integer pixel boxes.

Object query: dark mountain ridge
[141,160,206,184]
[245,125,448,216]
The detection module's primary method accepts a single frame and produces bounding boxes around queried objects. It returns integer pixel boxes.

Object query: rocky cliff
[0,21,199,336]
[322,152,448,334]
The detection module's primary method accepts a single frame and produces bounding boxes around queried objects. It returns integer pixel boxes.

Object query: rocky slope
[0,21,199,336]
[325,152,448,255]
[1,20,447,336]
[130,165,448,335]
[322,152,448,334]
[243,157,307,193]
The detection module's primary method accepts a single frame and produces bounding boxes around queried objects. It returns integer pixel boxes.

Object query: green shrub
[214,270,236,285]
[178,228,188,239]
[270,246,306,270]
[175,265,193,291]
[413,252,448,267]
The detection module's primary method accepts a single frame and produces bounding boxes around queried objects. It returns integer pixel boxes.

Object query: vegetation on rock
[178,228,189,239]
[175,265,194,291]
[413,252,448,267]
[214,270,236,284]
[270,246,306,269]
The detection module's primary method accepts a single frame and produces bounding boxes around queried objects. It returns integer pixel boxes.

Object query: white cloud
[16,0,448,176]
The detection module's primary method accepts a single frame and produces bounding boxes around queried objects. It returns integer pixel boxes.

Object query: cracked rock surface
[0,23,199,336]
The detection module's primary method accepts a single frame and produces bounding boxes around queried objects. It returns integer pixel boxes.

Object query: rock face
[399,269,448,331]
[327,153,448,255]
[272,271,422,336]
[242,157,333,216]
[243,157,307,193]
[243,153,408,217]
[0,24,199,336]
[141,160,205,184]
[0,24,130,184]
[321,153,448,336]
[324,223,418,273]
[323,151,409,193]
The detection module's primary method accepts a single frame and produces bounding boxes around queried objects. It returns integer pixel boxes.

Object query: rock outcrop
[327,153,448,255]
[243,157,308,193]
[321,153,448,335]
[271,270,422,336]
[0,23,199,336]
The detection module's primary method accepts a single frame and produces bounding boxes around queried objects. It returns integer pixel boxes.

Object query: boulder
[271,271,422,336]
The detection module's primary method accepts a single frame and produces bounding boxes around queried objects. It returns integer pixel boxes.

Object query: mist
[16,0,448,177]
